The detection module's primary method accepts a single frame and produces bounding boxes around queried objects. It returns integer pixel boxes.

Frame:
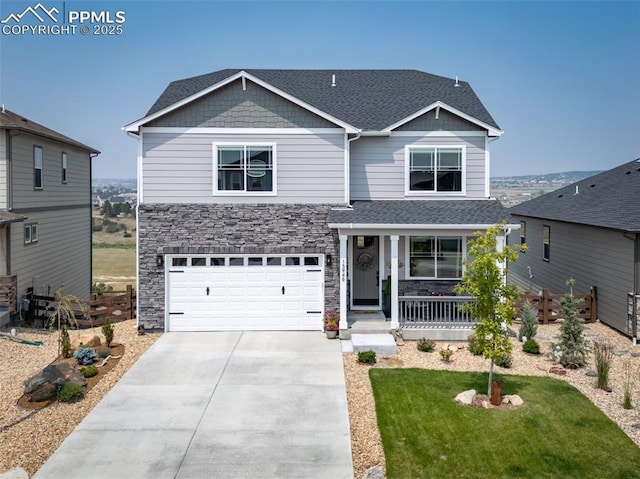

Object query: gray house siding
[509,217,634,335]
[396,109,481,132]
[9,207,91,300]
[10,133,91,210]
[350,134,487,200]
[138,203,340,330]
[141,131,345,204]
[0,132,6,209]
[147,79,337,129]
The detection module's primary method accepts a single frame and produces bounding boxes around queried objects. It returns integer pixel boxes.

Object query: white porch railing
[398,295,477,326]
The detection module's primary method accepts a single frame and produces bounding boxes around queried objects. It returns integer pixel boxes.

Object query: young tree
[518,300,538,342]
[454,222,524,396]
[554,278,590,368]
[100,199,113,218]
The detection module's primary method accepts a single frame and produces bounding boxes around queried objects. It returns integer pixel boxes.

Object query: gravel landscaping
[344,321,640,478]
[0,320,158,476]
[2,319,639,478]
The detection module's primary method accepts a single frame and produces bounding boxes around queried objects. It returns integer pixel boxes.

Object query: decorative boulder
[549,365,567,376]
[455,389,476,405]
[72,335,101,350]
[502,394,524,407]
[24,362,86,402]
[363,465,385,479]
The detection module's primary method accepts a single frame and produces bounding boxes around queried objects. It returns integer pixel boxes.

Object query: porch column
[339,234,348,334]
[390,235,399,328]
[496,234,506,284]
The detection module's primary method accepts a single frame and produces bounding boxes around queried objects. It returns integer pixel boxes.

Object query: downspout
[126,130,142,328]
[5,129,13,275]
[345,132,361,206]
[89,151,99,298]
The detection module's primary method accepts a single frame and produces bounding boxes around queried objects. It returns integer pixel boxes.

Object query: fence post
[591,286,597,322]
[542,288,550,324]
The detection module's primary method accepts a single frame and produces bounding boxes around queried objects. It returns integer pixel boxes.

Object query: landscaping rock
[363,465,385,479]
[24,363,86,402]
[586,370,598,377]
[455,389,476,405]
[503,394,524,407]
[72,335,101,350]
[549,365,566,376]
[537,363,549,372]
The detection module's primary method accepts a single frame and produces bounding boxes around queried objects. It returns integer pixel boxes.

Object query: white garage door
[166,254,324,331]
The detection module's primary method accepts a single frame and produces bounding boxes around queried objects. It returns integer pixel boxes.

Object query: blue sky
[1,0,639,179]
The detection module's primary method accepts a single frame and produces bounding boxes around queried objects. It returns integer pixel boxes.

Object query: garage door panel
[167,255,324,331]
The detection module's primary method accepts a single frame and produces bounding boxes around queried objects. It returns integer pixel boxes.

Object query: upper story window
[213,144,276,195]
[34,146,43,189]
[405,146,464,195]
[543,225,550,262]
[407,235,463,279]
[61,152,68,183]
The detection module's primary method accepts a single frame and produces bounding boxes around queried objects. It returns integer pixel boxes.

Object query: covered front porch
[328,200,515,337]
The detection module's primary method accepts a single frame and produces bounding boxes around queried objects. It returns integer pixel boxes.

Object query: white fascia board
[328,223,519,230]
[382,101,503,137]
[139,127,345,135]
[124,70,360,134]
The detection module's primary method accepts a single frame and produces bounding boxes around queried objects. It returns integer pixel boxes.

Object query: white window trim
[34,146,43,190]
[212,142,277,196]
[404,144,466,196]
[405,235,467,280]
[61,152,68,183]
[25,223,38,245]
[543,225,550,262]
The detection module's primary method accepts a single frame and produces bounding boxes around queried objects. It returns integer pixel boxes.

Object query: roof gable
[509,159,640,232]
[126,69,500,134]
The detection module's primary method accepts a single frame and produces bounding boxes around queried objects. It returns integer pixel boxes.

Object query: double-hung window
[214,144,275,194]
[520,221,526,246]
[406,146,464,194]
[61,152,68,183]
[408,235,463,279]
[543,225,550,261]
[34,146,43,189]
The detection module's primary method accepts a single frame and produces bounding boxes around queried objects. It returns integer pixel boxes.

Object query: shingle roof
[145,69,500,131]
[328,200,512,226]
[0,109,99,154]
[509,159,640,233]
[0,210,26,225]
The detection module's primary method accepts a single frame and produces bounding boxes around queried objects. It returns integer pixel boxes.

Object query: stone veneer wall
[138,203,340,330]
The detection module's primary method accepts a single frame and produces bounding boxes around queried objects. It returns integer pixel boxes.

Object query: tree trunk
[487,359,494,396]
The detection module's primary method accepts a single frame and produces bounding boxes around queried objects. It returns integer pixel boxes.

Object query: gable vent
[331,74,336,87]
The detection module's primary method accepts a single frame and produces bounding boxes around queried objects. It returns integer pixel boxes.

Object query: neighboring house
[124,69,516,333]
[0,108,99,326]
[509,159,640,339]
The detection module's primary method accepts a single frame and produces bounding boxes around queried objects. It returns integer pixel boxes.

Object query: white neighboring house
[124,69,516,333]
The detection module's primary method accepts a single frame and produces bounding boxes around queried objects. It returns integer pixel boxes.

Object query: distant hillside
[492,171,602,181]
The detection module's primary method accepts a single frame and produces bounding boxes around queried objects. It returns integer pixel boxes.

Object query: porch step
[352,334,397,356]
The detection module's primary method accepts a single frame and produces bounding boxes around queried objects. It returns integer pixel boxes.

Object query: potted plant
[324,311,339,339]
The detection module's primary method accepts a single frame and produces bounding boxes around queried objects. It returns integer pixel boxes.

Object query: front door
[352,236,380,307]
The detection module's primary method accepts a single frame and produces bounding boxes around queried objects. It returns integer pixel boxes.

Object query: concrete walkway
[34,332,353,479]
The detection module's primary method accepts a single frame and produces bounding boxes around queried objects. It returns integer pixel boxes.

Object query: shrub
[123,232,132,238]
[73,346,97,365]
[467,335,483,356]
[495,353,513,369]
[417,338,436,353]
[96,345,111,358]
[58,382,85,403]
[623,359,634,409]
[553,278,590,369]
[357,350,376,365]
[92,222,103,232]
[522,338,541,355]
[440,349,453,363]
[60,325,72,359]
[593,340,613,390]
[101,317,114,346]
[518,301,538,341]
[92,282,113,294]
[80,365,98,378]
[105,223,121,234]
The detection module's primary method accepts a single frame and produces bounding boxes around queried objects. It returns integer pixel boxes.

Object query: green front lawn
[370,369,640,479]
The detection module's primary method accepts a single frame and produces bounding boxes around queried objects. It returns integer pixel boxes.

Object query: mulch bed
[16,343,125,410]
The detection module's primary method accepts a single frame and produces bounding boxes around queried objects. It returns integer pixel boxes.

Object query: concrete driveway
[33,331,354,479]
